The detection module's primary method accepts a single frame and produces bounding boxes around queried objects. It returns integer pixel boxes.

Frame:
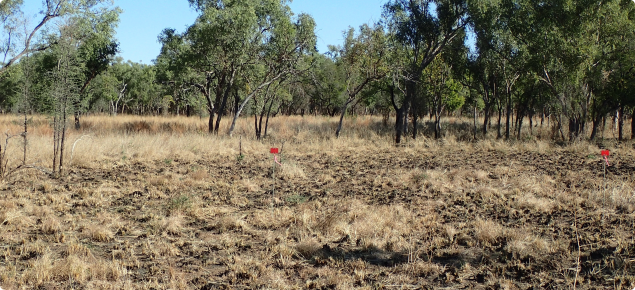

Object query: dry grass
[0,114,634,289]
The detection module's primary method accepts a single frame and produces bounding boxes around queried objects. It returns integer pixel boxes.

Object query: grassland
[0,114,634,289]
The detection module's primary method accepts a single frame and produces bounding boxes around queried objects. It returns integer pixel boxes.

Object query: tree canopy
[2,0,635,142]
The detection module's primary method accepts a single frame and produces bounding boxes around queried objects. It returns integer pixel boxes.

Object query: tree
[422,56,465,138]
[299,54,346,116]
[383,0,469,143]
[73,5,120,128]
[0,0,118,77]
[585,0,635,140]
[225,9,316,136]
[158,0,316,136]
[333,24,388,138]
[50,19,84,177]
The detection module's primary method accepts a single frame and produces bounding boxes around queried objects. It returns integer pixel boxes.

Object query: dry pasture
[0,115,634,289]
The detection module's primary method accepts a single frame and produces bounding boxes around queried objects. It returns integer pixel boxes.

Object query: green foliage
[285,194,307,205]
[2,0,635,143]
[167,195,191,212]
[443,78,465,113]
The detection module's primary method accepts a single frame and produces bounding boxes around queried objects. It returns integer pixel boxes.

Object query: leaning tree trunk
[214,85,233,134]
[497,106,503,139]
[335,100,351,138]
[264,99,275,138]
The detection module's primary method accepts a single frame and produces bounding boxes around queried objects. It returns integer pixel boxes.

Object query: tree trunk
[412,112,418,139]
[433,100,442,139]
[541,109,545,128]
[529,111,533,136]
[473,106,477,140]
[74,112,81,130]
[335,100,350,138]
[233,91,240,116]
[602,116,606,139]
[505,95,511,139]
[264,99,274,138]
[395,106,406,144]
[568,118,575,141]
[590,114,601,140]
[497,106,502,139]
[208,109,214,134]
[255,113,261,140]
[631,107,635,140]
[53,115,58,175]
[434,112,441,139]
[214,85,233,134]
[618,105,624,141]
[482,102,490,136]
[59,99,68,175]
[517,110,523,140]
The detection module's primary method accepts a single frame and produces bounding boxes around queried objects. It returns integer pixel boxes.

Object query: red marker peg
[270,148,279,154]
[601,150,610,166]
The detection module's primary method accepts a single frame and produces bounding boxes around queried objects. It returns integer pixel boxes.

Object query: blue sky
[23,0,385,64]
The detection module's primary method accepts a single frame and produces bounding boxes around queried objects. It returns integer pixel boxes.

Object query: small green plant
[412,172,428,184]
[167,195,190,211]
[236,154,245,162]
[285,194,307,205]
[587,154,596,159]
[163,158,173,165]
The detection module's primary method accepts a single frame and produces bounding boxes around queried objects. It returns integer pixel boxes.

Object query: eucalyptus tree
[226,8,316,136]
[502,0,598,141]
[383,0,470,144]
[158,0,316,135]
[73,5,120,128]
[585,0,635,140]
[304,53,346,116]
[422,56,465,138]
[252,79,291,140]
[333,24,389,138]
[49,19,84,176]
[466,0,505,137]
[0,0,118,77]
[0,64,22,111]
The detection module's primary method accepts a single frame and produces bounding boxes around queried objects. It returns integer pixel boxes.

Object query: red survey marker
[601,150,610,166]
[270,148,282,165]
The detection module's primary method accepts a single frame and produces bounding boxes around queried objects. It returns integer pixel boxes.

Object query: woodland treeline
[2,0,635,143]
